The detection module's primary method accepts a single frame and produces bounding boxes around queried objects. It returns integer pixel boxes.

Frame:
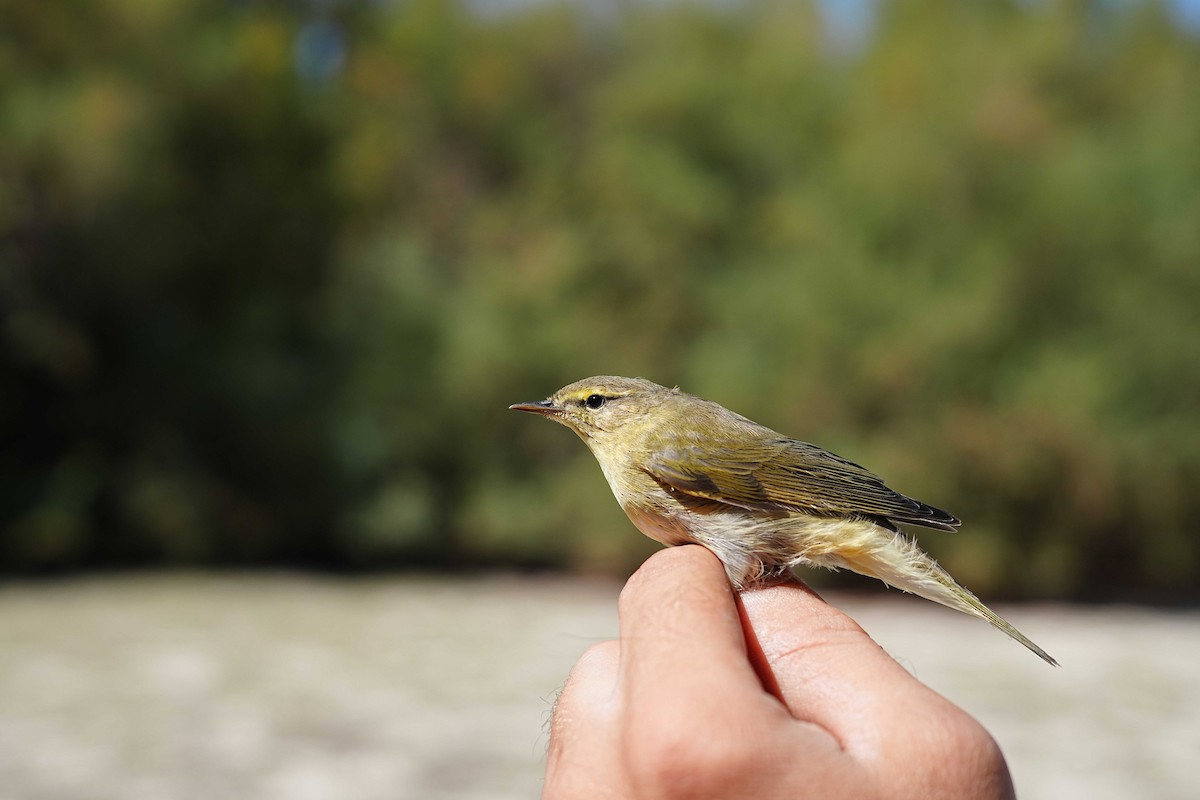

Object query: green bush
[2,0,1198,598]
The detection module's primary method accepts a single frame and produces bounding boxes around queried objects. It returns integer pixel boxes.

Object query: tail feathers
[816,527,1059,666]
[930,569,1059,667]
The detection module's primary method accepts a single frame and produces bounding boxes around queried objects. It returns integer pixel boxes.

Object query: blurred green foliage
[2,0,1198,599]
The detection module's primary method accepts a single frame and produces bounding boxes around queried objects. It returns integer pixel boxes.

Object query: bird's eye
[584,394,606,410]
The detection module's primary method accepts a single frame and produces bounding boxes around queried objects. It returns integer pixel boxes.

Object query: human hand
[544,545,1015,799]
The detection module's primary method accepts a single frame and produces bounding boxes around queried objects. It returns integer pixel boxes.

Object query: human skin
[543,545,1016,800]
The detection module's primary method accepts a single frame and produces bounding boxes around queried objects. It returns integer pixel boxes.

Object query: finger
[618,546,768,716]
[550,640,621,753]
[737,581,971,756]
[544,641,623,799]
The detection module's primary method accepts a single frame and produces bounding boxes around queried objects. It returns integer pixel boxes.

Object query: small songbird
[511,375,1057,665]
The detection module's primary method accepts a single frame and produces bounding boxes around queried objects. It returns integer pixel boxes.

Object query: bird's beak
[509,399,559,416]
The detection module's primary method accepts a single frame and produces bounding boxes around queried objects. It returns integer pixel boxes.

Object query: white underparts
[622,503,1058,664]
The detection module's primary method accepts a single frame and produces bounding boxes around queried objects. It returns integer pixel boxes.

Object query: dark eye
[584,394,606,409]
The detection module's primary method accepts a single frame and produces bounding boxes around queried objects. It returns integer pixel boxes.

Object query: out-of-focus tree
[2,0,1197,599]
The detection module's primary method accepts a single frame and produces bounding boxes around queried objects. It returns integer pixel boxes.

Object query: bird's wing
[644,435,960,531]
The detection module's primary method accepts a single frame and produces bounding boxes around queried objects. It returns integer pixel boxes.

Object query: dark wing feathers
[645,436,960,532]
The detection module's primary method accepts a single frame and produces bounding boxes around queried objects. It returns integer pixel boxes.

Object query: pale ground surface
[0,574,1197,800]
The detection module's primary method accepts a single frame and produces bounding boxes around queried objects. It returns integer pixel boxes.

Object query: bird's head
[509,375,678,448]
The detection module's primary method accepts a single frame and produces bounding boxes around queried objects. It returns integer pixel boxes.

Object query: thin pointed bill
[509,400,559,415]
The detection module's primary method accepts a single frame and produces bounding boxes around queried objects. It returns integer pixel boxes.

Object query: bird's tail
[806,522,1058,666]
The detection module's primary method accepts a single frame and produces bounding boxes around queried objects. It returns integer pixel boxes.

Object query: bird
[511,375,1057,665]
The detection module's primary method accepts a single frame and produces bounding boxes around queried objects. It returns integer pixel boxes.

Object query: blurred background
[2,0,1199,798]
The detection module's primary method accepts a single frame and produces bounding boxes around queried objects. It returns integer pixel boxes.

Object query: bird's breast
[622,500,696,547]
